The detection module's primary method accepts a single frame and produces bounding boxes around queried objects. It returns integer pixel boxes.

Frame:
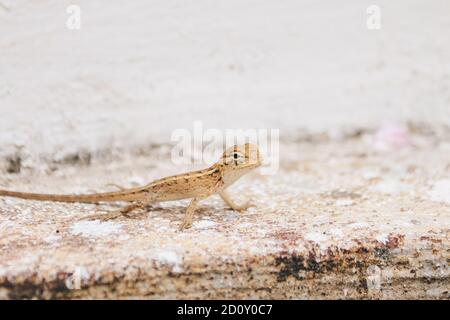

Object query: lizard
[0,143,262,230]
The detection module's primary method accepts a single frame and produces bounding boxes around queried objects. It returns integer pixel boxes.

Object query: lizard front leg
[218,190,254,212]
[179,198,201,230]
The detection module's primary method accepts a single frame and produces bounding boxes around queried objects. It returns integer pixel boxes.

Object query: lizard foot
[233,201,255,212]
[179,219,193,231]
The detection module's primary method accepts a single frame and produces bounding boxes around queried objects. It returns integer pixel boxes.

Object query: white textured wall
[0,0,449,159]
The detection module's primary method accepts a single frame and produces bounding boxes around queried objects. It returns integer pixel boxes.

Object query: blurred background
[0,0,449,167]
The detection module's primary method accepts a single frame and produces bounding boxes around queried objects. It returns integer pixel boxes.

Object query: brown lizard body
[0,143,261,229]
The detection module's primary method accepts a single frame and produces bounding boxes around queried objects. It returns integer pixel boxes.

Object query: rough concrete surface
[0,129,449,299]
[0,0,449,300]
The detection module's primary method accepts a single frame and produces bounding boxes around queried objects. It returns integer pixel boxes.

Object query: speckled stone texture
[0,131,449,299]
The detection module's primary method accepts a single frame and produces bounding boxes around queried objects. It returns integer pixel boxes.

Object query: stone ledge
[0,138,449,299]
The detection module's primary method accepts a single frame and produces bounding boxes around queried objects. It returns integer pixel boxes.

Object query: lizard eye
[232,152,244,160]
[229,151,245,165]
[224,151,244,165]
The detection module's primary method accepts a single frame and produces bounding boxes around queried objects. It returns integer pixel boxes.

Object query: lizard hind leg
[105,183,127,191]
[80,201,147,222]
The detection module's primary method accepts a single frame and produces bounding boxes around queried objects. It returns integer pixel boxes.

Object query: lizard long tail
[0,188,145,203]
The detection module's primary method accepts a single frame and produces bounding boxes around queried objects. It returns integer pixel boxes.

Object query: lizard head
[217,143,262,184]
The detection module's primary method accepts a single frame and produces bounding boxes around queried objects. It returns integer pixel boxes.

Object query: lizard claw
[99,212,123,221]
[78,211,122,221]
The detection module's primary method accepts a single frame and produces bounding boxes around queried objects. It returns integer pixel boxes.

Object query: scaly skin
[0,143,262,230]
